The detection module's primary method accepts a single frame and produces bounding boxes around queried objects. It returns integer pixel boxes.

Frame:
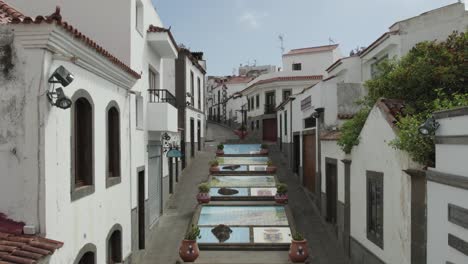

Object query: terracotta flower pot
[260,148,269,155]
[275,193,288,204]
[289,239,309,263]
[179,239,200,262]
[209,166,220,173]
[266,166,277,173]
[216,149,224,156]
[196,193,210,204]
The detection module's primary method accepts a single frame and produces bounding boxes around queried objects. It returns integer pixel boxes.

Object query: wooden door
[302,133,316,193]
[293,135,300,173]
[262,118,277,142]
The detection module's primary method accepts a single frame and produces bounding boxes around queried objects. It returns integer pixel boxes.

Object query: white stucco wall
[184,56,206,142]
[350,106,417,264]
[321,141,346,202]
[427,111,468,264]
[282,47,342,76]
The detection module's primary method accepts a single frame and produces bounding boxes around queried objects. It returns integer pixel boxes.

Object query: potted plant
[179,225,201,262]
[260,143,269,155]
[234,125,248,140]
[209,159,220,173]
[275,183,288,204]
[266,159,277,173]
[289,231,309,263]
[216,144,224,156]
[196,182,211,204]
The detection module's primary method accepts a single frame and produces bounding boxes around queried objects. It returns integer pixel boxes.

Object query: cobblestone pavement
[141,123,348,264]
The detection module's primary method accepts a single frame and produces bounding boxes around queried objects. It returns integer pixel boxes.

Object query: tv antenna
[278,34,285,55]
[328,37,336,45]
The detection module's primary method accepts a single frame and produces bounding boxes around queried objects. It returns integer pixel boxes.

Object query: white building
[427,106,468,264]
[175,48,206,168]
[1,0,180,263]
[238,64,277,77]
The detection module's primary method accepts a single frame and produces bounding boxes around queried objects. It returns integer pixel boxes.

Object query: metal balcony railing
[148,89,176,108]
[264,104,276,114]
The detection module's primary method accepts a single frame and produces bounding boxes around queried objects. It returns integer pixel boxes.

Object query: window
[136,95,143,130]
[107,103,121,188]
[108,229,122,263]
[148,68,159,101]
[190,71,194,107]
[367,171,384,248]
[256,120,259,129]
[370,55,388,79]
[256,94,260,109]
[284,110,288,135]
[251,121,254,131]
[292,63,302,71]
[304,117,316,129]
[251,97,254,111]
[71,93,94,201]
[283,90,291,101]
[75,244,96,264]
[78,252,95,264]
[197,77,201,110]
[135,0,143,35]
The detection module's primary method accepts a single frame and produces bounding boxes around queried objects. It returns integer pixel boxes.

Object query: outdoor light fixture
[46,87,72,109]
[418,116,439,135]
[312,107,324,118]
[48,66,74,87]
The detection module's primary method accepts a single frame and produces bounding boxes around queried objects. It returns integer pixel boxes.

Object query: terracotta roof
[337,113,354,120]
[0,214,63,264]
[322,75,337,82]
[376,98,406,128]
[320,130,341,141]
[179,47,206,74]
[283,44,339,56]
[325,55,359,72]
[147,25,179,52]
[0,3,140,79]
[242,75,322,94]
[359,30,399,58]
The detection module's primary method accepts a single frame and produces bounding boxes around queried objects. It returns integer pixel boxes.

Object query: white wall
[282,48,341,76]
[184,56,206,142]
[350,105,417,264]
[321,141,346,201]
[427,111,468,264]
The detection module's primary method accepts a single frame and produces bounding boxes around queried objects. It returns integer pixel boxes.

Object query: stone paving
[141,123,348,264]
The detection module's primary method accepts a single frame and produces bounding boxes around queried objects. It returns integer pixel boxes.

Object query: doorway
[302,132,316,193]
[262,118,277,142]
[293,135,300,174]
[197,120,201,151]
[326,158,338,224]
[169,157,174,194]
[148,143,162,226]
[137,169,145,249]
[190,118,195,157]
[279,115,282,150]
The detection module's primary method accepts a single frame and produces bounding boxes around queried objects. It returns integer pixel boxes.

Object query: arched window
[78,252,95,264]
[108,230,122,263]
[71,91,95,201]
[74,243,96,264]
[106,103,121,188]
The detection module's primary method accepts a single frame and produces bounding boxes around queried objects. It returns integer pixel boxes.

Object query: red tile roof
[147,25,179,52]
[283,44,339,56]
[320,130,341,141]
[242,75,322,94]
[377,98,406,129]
[0,3,140,79]
[0,214,63,264]
[337,113,354,120]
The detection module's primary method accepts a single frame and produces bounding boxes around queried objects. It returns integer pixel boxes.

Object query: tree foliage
[338,31,468,163]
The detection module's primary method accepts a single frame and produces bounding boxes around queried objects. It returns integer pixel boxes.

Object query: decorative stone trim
[73,243,97,264]
[448,204,468,229]
[448,233,468,256]
[427,170,468,190]
[435,135,468,145]
[433,106,468,119]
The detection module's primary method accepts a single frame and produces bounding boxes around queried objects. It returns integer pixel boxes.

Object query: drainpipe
[314,107,325,214]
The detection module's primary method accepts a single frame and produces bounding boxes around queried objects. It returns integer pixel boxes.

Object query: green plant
[337,107,370,153]
[267,159,274,166]
[185,225,201,241]
[261,144,268,149]
[239,124,246,131]
[198,182,210,193]
[276,183,288,195]
[209,159,219,167]
[217,144,224,150]
[292,231,304,241]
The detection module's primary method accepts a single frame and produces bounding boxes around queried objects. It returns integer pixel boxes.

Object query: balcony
[264,104,276,114]
[147,89,178,132]
[147,26,178,59]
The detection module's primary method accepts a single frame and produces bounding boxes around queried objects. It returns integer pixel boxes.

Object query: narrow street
[142,123,347,264]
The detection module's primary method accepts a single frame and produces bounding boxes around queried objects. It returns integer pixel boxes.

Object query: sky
[152,0,460,76]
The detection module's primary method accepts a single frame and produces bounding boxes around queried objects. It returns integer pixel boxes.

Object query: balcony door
[265,91,275,114]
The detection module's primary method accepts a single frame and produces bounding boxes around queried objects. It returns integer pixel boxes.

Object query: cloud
[238,11,268,29]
